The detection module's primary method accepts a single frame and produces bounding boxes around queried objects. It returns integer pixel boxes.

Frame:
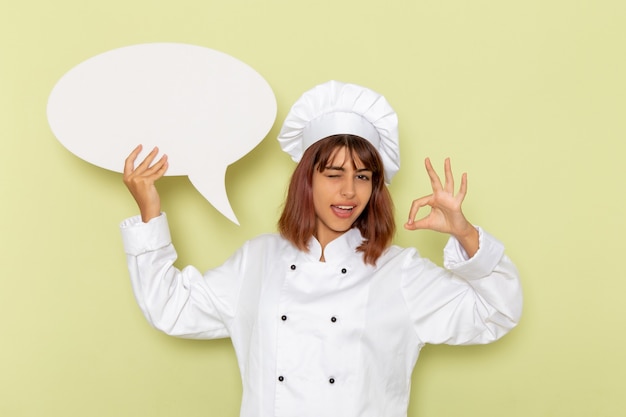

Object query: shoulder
[216,233,296,273]
[244,233,296,254]
[376,244,424,270]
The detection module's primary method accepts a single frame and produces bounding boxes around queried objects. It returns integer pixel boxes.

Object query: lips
[331,205,355,218]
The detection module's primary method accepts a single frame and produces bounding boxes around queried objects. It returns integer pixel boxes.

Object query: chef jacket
[120,213,522,417]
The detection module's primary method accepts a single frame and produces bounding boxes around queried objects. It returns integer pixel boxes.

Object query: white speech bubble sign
[47,43,277,225]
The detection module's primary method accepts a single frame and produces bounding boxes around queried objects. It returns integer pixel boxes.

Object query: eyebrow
[324,165,373,173]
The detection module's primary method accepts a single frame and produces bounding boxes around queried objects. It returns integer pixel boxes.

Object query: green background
[1,0,624,416]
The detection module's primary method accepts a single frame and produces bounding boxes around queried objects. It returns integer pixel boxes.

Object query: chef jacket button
[281,315,287,321]
[290,264,296,270]
[329,377,335,384]
[330,316,337,323]
[341,268,347,274]
[278,376,284,382]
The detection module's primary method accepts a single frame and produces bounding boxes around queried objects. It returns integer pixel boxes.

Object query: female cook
[120,80,522,417]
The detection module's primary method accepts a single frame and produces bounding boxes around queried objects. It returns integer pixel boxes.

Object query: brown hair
[278,134,395,265]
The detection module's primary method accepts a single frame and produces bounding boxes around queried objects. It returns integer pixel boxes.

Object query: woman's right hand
[123,145,169,222]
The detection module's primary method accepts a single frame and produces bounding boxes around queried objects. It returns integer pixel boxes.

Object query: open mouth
[331,205,355,218]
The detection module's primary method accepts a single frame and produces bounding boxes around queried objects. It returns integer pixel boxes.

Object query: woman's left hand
[404,157,479,256]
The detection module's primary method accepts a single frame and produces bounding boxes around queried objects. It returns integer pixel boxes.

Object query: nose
[341,178,356,198]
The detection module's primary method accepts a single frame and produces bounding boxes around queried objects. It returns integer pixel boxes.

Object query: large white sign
[47,43,277,224]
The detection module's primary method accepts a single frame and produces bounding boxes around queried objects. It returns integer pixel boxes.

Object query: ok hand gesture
[123,145,169,223]
[404,158,479,257]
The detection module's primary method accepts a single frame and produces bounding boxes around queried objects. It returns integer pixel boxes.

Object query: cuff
[443,226,505,279]
[119,213,172,255]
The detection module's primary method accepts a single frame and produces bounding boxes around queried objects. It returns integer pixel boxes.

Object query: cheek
[360,183,373,202]
[311,183,329,213]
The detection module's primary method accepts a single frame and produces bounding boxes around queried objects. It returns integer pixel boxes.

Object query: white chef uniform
[120,213,521,417]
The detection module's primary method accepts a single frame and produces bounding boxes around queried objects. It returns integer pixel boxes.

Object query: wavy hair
[278,134,395,265]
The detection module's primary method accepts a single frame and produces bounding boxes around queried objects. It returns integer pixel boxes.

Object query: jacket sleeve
[401,227,522,346]
[120,213,245,339]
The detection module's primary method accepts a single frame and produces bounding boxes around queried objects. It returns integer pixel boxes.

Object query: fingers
[123,144,143,176]
[123,145,168,179]
[425,157,467,197]
[406,158,469,233]
[426,157,454,192]
[424,157,443,192]
[443,157,454,193]
[457,172,468,202]
[405,194,432,229]
[134,146,161,173]
[150,154,169,180]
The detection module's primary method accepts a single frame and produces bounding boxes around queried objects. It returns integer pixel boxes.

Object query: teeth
[336,205,354,210]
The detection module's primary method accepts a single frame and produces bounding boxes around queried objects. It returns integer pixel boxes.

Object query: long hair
[278,134,395,265]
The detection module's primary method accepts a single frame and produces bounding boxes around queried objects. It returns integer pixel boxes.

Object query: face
[312,146,373,247]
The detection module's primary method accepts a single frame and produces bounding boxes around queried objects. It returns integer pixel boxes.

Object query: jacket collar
[306,228,363,263]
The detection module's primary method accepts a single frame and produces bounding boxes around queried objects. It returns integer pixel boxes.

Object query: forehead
[326,146,367,168]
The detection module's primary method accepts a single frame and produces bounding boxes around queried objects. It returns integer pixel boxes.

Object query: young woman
[120,81,522,417]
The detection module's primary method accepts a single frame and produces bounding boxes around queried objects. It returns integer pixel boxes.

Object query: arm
[121,214,241,339]
[402,158,522,344]
[402,230,522,345]
[120,145,238,338]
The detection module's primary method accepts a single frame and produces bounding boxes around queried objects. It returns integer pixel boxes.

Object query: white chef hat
[278,80,400,183]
